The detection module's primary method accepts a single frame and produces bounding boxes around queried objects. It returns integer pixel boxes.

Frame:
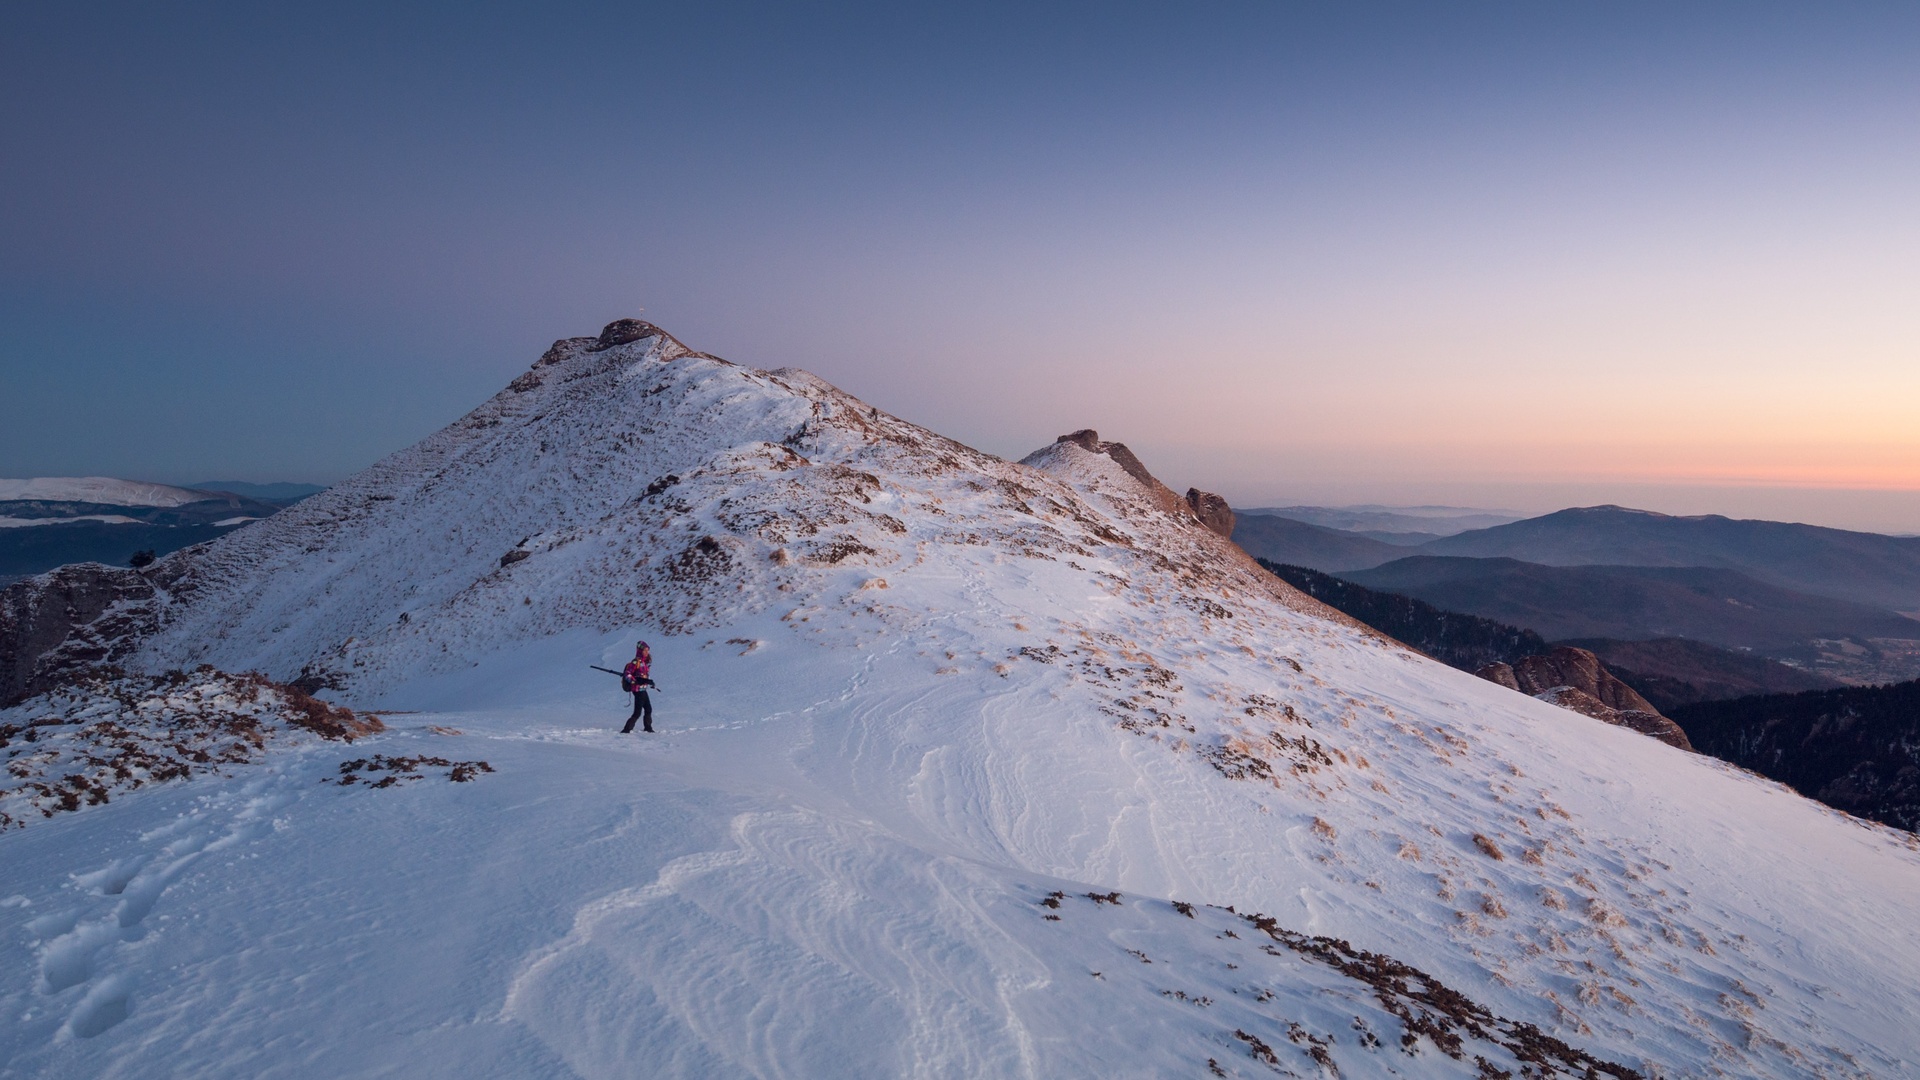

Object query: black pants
[622,690,653,733]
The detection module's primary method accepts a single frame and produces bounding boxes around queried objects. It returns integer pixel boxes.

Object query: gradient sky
[4,2,1918,531]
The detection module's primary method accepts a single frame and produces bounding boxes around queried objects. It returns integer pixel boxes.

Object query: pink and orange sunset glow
[4,2,1917,531]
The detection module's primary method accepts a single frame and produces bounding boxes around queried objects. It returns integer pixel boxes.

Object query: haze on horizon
[3,1,1917,533]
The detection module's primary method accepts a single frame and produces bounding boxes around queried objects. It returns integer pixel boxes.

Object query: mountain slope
[2,321,1918,1078]
[1258,562,1694,748]
[1259,561,1834,710]
[1228,513,1408,571]
[1420,505,1920,611]
[113,323,1326,696]
[1258,560,1548,671]
[1343,556,1920,663]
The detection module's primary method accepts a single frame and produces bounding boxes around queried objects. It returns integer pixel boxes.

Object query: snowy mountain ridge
[119,320,1306,698]
[2,321,1918,1078]
[0,479,209,508]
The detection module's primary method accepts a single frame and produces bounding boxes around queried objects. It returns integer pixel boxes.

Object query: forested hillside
[1258,560,1546,672]
[1673,680,1920,833]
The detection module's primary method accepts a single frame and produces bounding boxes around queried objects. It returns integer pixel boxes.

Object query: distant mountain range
[1343,556,1920,685]
[1258,560,1548,672]
[1258,559,1916,836]
[1419,505,1920,612]
[1237,504,1522,544]
[189,481,328,501]
[0,477,212,507]
[1228,513,1413,574]
[1230,503,1920,683]
[1250,507,1920,837]
[0,478,322,586]
[1261,560,1839,712]
[1342,556,1919,652]
[1234,504,1920,612]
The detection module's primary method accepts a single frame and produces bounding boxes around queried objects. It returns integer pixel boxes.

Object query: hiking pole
[590,665,665,691]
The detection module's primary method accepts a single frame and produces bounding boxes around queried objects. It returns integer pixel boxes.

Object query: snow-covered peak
[0,477,209,507]
[131,323,1286,696]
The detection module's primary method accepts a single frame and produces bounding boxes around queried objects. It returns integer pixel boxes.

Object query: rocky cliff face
[1478,646,1694,750]
[1184,488,1235,538]
[0,563,166,706]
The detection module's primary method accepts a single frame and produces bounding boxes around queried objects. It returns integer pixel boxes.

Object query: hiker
[621,642,657,733]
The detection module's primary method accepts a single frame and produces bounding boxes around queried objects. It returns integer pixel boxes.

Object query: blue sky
[4,2,1917,529]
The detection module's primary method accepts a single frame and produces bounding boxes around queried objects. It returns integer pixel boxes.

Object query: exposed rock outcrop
[1485,646,1661,713]
[590,318,668,351]
[1039,430,1223,530]
[1186,488,1235,538]
[0,667,383,830]
[1054,430,1167,494]
[1478,646,1694,750]
[0,563,165,707]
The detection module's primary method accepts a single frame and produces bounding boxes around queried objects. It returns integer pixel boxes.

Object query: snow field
[9,617,1914,1077]
[0,682,1651,1079]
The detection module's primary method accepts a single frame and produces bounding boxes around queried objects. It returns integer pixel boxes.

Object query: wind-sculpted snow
[2,324,1918,1077]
